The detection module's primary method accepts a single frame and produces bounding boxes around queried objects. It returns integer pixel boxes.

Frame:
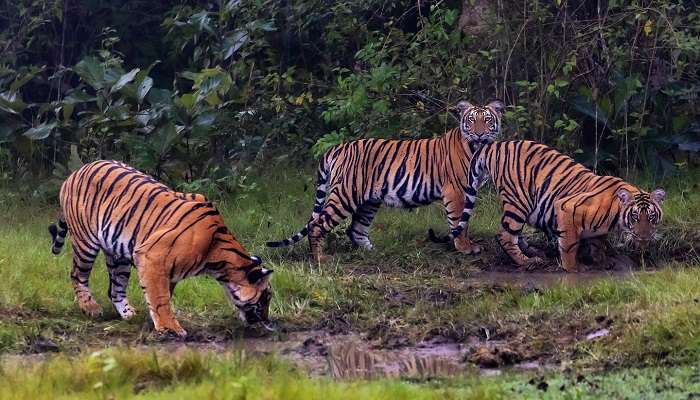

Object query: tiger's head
[456,99,505,145]
[205,233,274,329]
[617,187,665,245]
[234,255,274,326]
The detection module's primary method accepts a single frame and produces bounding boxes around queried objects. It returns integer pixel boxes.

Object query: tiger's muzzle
[237,289,272,325]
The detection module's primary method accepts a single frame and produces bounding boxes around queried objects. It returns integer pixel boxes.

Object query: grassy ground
[3,348,700,399]
[0,167,699,398]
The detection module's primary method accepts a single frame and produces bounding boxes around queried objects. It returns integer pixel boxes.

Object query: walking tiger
[267,100,505,263]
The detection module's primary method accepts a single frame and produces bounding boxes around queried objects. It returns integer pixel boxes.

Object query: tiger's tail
[48,213,68,255]
[266,157,330,248]
[428,146,488,243]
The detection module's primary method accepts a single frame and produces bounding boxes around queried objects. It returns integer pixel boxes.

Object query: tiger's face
[617,187,665,245]
[209,250,274,328]
[457,99,505,145]
[235,256,273,326]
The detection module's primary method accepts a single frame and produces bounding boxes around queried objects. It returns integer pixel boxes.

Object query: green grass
[3,347,700,399]
[0,168,700,396]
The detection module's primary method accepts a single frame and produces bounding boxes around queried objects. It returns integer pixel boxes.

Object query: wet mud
[153,329,556,379]
[4,264,641,379]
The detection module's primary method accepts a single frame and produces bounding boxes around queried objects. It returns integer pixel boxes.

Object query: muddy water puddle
[177,330,552,379]
[143,269,636,379]
[326,337,467,379]
[258,269,640,378]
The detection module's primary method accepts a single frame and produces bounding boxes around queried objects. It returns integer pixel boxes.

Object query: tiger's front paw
[560,262,585,273]
[78,299,103,318]
[155,328,188,341]
[155,324,187,339]
[454,237,482,255]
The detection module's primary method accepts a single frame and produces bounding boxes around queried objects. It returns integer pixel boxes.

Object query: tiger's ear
[456,100,474,114]
[247,268,273,285]
[651,188,666,204]
[486,99,505,115]
[616,188,633,205]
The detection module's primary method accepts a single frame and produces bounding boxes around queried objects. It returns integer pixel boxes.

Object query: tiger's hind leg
[309,192,355,264]
[346,201,380,250]
[496,205,543,268]
[106,256,136,320]
[70,241,103,318]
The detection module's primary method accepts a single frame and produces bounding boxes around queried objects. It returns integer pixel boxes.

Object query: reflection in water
[327,341,466,379]
[238,266,635,379]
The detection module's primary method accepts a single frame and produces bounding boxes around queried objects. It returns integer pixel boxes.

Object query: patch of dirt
[469,344,523,368]
[463,269,637,290]
[315,311,352,335]
[381,285,462,307]
[24,336,60,354]
[297,336,328,357]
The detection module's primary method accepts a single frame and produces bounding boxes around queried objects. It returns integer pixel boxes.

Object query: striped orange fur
[49,160,272,337]
[267,100,505,263]
[431,140,665,271]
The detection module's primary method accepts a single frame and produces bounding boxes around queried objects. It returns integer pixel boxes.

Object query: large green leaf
[197,75,225,104]
[153,122,181,157]
[177,93,197,110]
[612,76,641,117]
[63,90,96,104]
[193,112,217,127]
[73,57,105,90]
[191,11,215,35]
[137,77,153,103]
[223,30,248,60]
[62,103,74,120]
[23,122,57,140]
[111,68,140,93]
[191,112,218,139]
[147,88,173,107]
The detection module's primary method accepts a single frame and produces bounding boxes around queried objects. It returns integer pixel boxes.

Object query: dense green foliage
[1,0,699,194]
